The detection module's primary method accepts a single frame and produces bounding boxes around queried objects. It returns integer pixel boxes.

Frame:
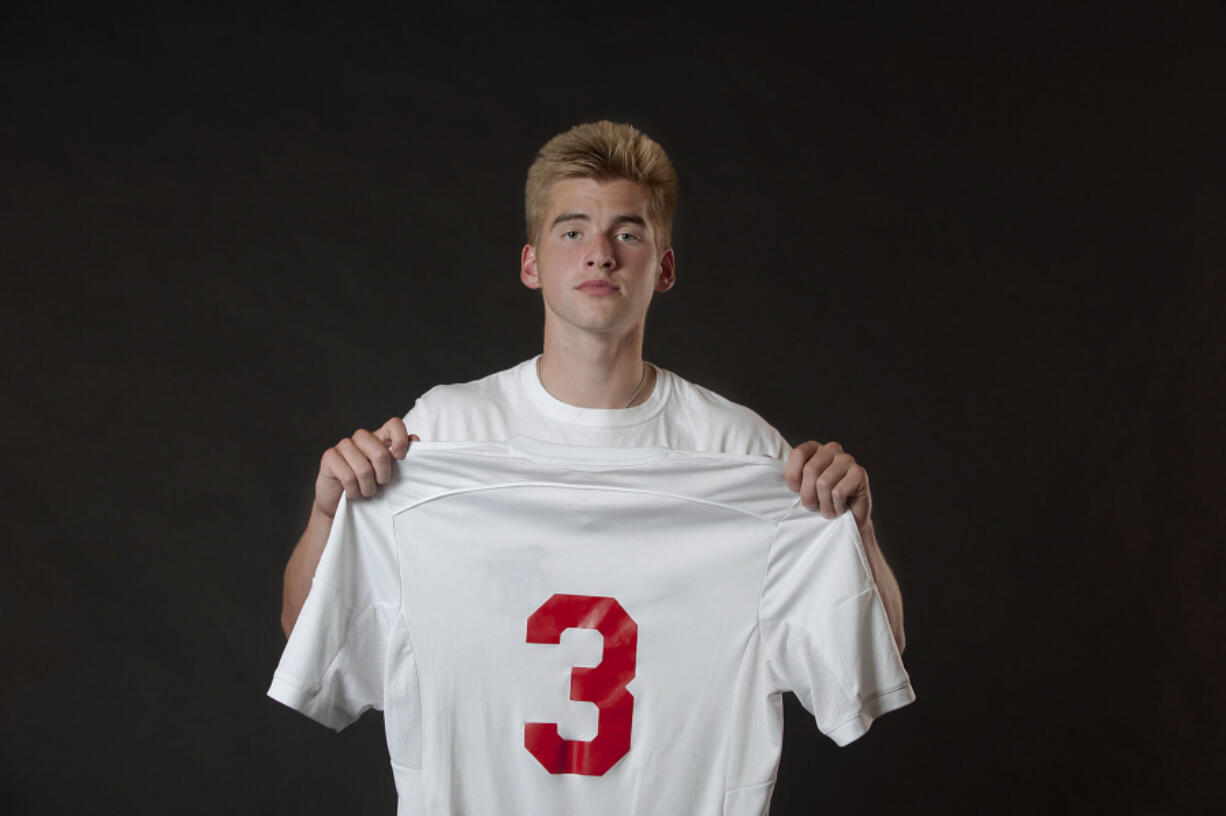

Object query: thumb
[391,433,419,458]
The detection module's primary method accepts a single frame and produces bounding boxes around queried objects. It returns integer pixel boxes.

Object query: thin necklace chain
[537,357,649,408]
[623,364,648,408]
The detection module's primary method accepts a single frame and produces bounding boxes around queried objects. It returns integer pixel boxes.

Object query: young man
[280,121,904,651]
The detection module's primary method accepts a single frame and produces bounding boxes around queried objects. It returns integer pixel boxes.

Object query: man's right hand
[283,417,417,637]
[314,417,418,519]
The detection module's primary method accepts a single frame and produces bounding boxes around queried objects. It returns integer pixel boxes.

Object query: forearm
[281,504,334,637]
[858,521,906,654]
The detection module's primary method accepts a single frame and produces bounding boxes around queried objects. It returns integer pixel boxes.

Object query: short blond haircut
[525,121,679,252]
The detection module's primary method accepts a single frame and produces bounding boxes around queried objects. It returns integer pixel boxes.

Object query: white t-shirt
[402,356,791,457]
[269,439,914,816]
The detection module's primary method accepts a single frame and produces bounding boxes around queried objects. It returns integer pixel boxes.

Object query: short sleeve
[402,396,432,440]
[267,492,402,730]
[759,508,914,746]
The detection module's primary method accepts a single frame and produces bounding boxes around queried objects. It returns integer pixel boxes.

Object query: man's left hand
[787,440,904,652]
[785,441,872,529]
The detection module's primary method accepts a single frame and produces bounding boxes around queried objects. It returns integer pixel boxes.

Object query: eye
[562,230,581,240]
[616,232,640,242]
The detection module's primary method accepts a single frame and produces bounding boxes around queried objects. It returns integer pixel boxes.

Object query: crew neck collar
[519,355,670,428]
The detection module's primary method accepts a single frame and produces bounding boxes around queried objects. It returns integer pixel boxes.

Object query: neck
[538,325,655,409]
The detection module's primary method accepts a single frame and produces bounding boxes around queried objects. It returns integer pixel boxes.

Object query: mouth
[576,280,620,296]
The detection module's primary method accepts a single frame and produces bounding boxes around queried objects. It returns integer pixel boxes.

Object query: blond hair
[525,121,679,252]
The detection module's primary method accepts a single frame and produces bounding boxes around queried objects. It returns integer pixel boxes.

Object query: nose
[585,236,615,269]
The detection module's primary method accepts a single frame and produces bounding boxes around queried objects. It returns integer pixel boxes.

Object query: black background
[4,3,1224,813]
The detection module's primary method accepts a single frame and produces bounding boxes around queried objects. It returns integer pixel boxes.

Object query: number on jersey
[524,593,638,776]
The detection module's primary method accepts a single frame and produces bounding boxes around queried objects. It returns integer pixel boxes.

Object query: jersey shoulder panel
[387,440,802,523]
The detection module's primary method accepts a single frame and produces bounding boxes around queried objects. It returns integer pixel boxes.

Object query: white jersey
[402,356,791,458]
[269,439,914,815]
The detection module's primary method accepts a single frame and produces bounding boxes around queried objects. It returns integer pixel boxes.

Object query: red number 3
[524,594,638,775]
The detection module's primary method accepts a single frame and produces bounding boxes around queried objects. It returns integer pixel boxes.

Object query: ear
[520,244,541,290]
[654,248,676,293]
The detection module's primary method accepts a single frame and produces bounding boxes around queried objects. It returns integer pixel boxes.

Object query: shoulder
[414,360,527,410]
[401,359,531,439]
[663,367,776,427]
[657,367,792,457]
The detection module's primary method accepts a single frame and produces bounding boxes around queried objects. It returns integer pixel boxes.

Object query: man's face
[521,177,675,340]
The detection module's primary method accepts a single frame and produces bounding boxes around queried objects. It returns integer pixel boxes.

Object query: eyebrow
[551,213,648,229]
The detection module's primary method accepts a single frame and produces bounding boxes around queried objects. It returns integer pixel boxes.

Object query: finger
[785,441,822,491]
[822,454,857,517]
[319,445,362,503]
[336,437,379,498]
[813,457,849,517]
[379,417,411,458]
[799,445,840,511]
[352,429,396,486]
[315,448,351,516]
[834,464,871,526]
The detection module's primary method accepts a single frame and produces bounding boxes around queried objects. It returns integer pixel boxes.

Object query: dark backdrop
[4,3,1223,814]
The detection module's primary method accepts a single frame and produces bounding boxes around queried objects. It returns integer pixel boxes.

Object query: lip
[576,279,620,296]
